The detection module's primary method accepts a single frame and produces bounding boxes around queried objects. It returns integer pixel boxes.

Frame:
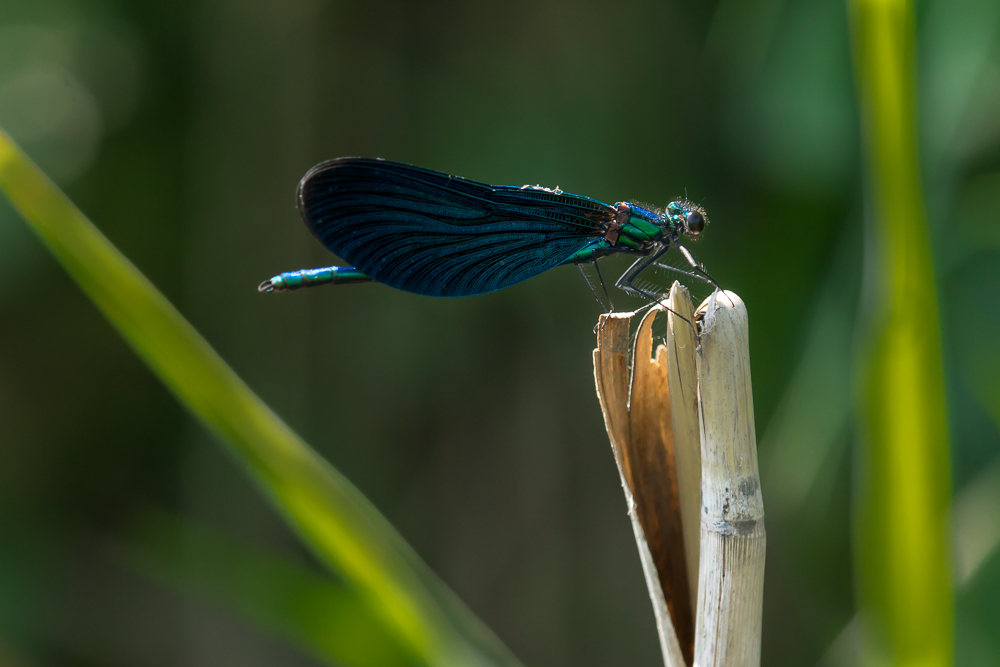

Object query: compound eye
[686,210,705,233]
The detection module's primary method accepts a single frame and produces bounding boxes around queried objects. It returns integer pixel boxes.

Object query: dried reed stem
[594,293,693,667]
[693,291,765,667]
[593,285,764,667]
[667,285,702,614]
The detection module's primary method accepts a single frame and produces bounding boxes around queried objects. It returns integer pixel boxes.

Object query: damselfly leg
[615,246,696,333]
[593,260,615,312]
[579,259,617,317]
[653,262,714,285]
[674,242,730,303]
[578,264,611,313]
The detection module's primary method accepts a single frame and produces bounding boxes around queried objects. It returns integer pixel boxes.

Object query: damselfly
[258,158,716,310]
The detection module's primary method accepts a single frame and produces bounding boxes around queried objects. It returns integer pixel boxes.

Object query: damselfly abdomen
[259,157,714,308]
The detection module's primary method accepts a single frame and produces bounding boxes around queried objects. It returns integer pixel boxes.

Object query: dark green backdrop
[1,0,998,665]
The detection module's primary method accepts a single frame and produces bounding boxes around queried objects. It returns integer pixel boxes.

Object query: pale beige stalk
[693,291,765,667]
[666,284,702,613]
[594,304,690,667]
[594,286,763,667]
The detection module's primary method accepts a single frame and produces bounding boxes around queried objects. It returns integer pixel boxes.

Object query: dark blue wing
[297,157,615,297]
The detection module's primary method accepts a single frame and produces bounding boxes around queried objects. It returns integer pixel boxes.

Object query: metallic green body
[623,216,661,241]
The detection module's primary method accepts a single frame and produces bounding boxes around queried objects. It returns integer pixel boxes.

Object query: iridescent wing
[297,157,615,297]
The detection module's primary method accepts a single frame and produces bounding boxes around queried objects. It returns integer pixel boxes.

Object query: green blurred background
[0,0,998,665]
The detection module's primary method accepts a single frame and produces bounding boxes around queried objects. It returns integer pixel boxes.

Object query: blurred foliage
[850,0,953,664]
[118,511,414,667]
[0,128,516,667]
[0,0,998,666]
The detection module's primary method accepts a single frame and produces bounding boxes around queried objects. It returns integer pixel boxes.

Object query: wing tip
[297,157,368,209]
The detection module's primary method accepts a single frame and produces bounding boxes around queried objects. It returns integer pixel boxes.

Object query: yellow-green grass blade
[0,128,520,667]
[849,1,954,666]
[119,511,413,667]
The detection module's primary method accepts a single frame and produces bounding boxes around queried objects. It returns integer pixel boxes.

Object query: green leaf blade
[849,1,955,664]
[120,512,416,667]
[0,127,520,667]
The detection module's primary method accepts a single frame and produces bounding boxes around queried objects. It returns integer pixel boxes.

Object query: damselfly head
[666,200,709,239]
